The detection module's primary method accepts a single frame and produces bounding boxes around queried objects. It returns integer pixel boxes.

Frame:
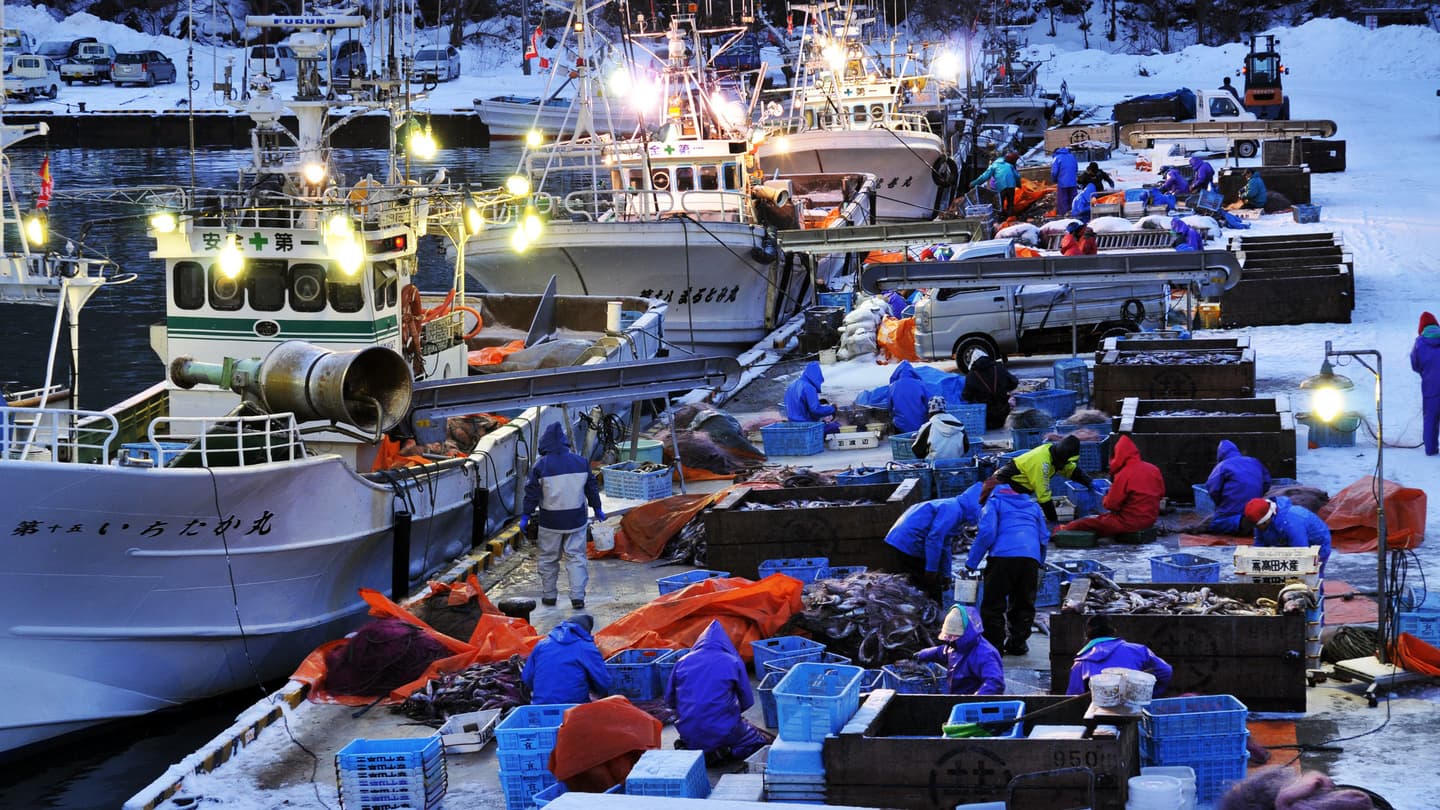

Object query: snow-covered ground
[12,6,1440,806]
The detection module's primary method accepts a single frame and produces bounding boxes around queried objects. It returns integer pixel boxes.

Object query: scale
[1327,656,1432,707]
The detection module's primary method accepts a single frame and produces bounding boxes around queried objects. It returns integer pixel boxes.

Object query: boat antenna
[187,0,197,188]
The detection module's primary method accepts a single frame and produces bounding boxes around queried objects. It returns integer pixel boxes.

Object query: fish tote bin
[751,635,826,674]
[1015,388,1078,421]
[1150,553,1223,584]
[761,421,826,456]
[601,460,672,500]
[625,749,710,798]
[773,662,865,742]
[757,556,830,585]
[945,700,1027,739]
[604,649,668,700]
[656,569,731,595]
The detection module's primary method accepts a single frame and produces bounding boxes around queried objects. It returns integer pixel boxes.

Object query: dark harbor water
[0,141,523,808]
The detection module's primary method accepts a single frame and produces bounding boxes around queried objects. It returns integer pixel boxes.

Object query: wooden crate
[824,691,1138,809]
[1091,348,1256,415]
[702,480,922,579]
[1095,335,1248,362]
[1218,165,1311,205]
[1048,581,1306,712]
[1044,121,1118,152]
[1218,233,1355,326]
[1112,397,1296,500]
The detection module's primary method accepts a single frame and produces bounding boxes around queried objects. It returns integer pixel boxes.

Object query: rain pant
[1067,637,1173,696]
[783,361,837,423]
[1052,147,1079,216]
[1411,323,1440,455]
[1062,436,1164,537]
[1205,439,1272,534]
[888,361,929,433]
[665,621,766,759]
[967,486,1048,652]
[1070,183,1097,222]
[523,619,612,705]
[525,422,602,531]
[915,606,1005,694]
[1255,496,1333,574]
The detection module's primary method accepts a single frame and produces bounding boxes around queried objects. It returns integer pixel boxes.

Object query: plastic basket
[890,431,919,460]
[835,465,889,486]
[339,768,447,810]
[494,704,577,752]
[761,421,826,456]
[1150,553,1222,584]
[336,736,444,774]
[757,670,784,729]
[1141,730,1250,763]
[880,662,947,694]
[1191,754,1249,802]
[1140,694,1249,738]
[965,203,993,219]
[1196,189,1224,213]
[1292,203,1321,223]
[886,462,933,500]
[1015,388,1078,421]
[625,749,710,798]
[817,291,855,311]
[1051,478,1101,517]
[657,569,731,595]
[605,648,668,700]
[945,700,1027,739]
[532,782,568,808]
[1396,612,1440,646]
[945,403,988,438]
[933,457,981,498]
[821,565,868,579]
[1053,358,1091,403]
[601,461,672,501]
[1011,426,1048,452]
[1193,483,1215,513]
[757,557,830,586]
[1077,440,1105,473]
[655,647,690,691]
[764,651,853,677]
[500,770,559,810]
[773,662,864,742]
[1036,564,1065,608]
[1051,559,1116,583]
[858,668,886,696]
[751,635,826,674]
[496,746,553,775]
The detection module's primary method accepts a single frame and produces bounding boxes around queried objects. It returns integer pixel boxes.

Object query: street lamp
[1299,340,1388,662]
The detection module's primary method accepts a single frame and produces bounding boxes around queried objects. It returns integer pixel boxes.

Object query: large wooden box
[1112,397,1296,500]
[1095,335,1249,362]
[1219,233,1354,326]
[702,480,921,579]
[1091,347,1256,415]
[1044,121,1118,152]
[1218,165,1311,205]
[824,691,1139,809]
[1049,582,1306,712]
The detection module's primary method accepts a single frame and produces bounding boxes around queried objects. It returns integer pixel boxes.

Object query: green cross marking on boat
[664,144,676,155]
[248,232,268,251]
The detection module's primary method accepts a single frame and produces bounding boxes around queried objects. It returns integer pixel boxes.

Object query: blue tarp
[1118,88,1197,120]
[854,367,964,410]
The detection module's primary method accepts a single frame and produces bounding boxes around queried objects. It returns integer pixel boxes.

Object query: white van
[247,43,298,80]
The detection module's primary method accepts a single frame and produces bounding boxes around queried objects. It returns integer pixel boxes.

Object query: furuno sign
[245,15,364,28]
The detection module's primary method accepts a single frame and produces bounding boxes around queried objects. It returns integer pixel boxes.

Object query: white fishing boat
[458,8,872,353]
[0,13,686,757]
[475,94,639,140]
[753,2,953,222]
[968,25,1070,145]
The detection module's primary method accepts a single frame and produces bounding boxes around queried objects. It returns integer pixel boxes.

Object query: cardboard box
[1044,121,1119,152]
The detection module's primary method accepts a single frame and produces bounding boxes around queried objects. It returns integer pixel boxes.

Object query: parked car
[322,38,367,80]
[410,45,460,83]
[4,54,60,101]
[111,50,176,87]
[247,43,297,80]
[35,37,96,66]
[60,41,116,85]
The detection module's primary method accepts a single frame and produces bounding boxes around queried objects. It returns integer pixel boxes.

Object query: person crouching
[915,605,1004,695]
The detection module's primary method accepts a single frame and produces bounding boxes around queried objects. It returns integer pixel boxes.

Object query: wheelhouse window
[209,265,243,311]
[722,162,740,190]
[173,261,205,309]
[288,263,328,312]
[699,165,719,191]
[328,265,364,313]
[373,260,398,309]
[247,260,287,312]
[675,166,695,192]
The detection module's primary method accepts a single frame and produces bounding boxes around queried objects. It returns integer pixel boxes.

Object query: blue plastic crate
[1036,563,1064,608]
[946,700,1027,738]
[945,402,988,438]
[1400,586,1440,613]
[1011,426,1049,452]
[1193,483,1215,512]
[1396,612,1440,646]
[751,635,826,674]
[886,462,933,499]
[1192,754,1250,802]
[500,770,559,810]
[767,738,824,776]
[1140,694,1249,738]
[1292,203,1321,224]
[1053,419,1112,438]
[625,749,709,798]
[604,648,667,700]
[1053,358,1091,403]
[1052,478,1102,517]
[757,670,783,729]
[1141,729,1250,763]
[497,746,553,775]
[757,557,830,586]
[773,662,864,743]
[764,651,853,677]
[601,460,672,501]
[656,569,731,595]
[1077,440,1105,473]
[1051,559,1116,583]
[1014,388,1079,421]
[532,781,568,808]
[339,770,447,810]
[336,755,444,790]
[890,431,919,460]
[933,457,981,498]
[880,662,947,694]
[835,465,889,486]
[817,291,855,311]
[821,565,868,579]
[1150,552,1222,584]
[654,647,690,690]
[494,704,577,752]
[1195,189,1224,213]
[761,421,826,456]
[858,668,886,696]
[336,736,444,774]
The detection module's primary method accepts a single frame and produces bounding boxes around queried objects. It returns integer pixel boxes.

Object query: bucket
[621,438,664,464]
[591,521,616,552]
[1127,774,1183,810]
[1088,672,1125,707]
[1105,667,1157,705]
[818,348,838,365]
[1141,766,1196,810]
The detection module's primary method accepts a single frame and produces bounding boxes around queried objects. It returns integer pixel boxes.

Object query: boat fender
[931,156,959,188]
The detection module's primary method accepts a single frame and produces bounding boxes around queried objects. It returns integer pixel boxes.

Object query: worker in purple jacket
[1067,615,1173,697]
[915,605,1005,695]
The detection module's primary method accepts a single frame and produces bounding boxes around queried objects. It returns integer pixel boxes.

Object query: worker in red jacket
[1058,435,1165,538]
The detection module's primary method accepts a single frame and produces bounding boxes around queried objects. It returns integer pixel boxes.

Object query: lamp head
[1299,352,1355,424]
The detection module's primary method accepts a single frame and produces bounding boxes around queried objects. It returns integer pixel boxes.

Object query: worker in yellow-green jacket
[979,435,1096,524]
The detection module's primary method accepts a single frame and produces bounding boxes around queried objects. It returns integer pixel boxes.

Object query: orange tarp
[600,492,722,563]
[1318,476,1427,551]
[594,575,804,661]
[877,316,920,363]
[1321,581,1377,626]
[1393,632,1440,676]
[863,250,908,266]
[1247,719,1300,774]
[468,339,526,367]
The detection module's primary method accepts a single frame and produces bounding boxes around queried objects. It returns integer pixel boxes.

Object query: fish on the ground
[793,571,941,666]
[396,655,528,725]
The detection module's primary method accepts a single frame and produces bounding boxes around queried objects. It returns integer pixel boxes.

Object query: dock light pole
[1299,341,1388,663]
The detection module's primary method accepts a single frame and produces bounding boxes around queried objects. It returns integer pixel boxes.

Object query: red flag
[524,26,540,60]
[787,13,793,35]
[539,56,551,69]
[37,156,52,210]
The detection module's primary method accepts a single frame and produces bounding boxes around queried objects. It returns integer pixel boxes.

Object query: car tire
[1235,140,1258,159]
[146,74,156,87]
[46,85,57,99]
[952,335,998,374]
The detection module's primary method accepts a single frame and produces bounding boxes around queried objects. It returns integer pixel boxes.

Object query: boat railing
[0,406,119,463]
[567,188,751,223]
[764,108,936,137]
[125,413,308,468]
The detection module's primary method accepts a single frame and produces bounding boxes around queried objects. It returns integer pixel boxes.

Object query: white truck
[1116,88,1336,159]
[60,41,115,84]
[4,54,59,101]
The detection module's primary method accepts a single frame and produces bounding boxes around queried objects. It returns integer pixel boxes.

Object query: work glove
[518,514,529,533]
[594,509,607,523]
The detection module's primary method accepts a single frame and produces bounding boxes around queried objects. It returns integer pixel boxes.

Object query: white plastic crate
[825,430,880,451]
[1233,546,1320,577]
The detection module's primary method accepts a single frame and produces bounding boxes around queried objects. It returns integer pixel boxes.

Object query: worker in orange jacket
[1058,435,1165,538]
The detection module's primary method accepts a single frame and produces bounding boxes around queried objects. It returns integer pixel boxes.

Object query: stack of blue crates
[933,456,980,498]
[757,557,830,585]
[604,649,667,700]
[1140,695,1250,803]
[763,651,852,677]
[945,402,988,438]
[335,736,447,810]
[626,749,710,799]
[764,738,827,803]
[494,704,575,810]
[886,461,933,499]
[751,635,825,674]
[768,662,864,804]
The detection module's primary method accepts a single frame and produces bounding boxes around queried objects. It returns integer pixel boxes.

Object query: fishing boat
[474,93,639,140]
[967,25,1071,145]
[0,13,679,757]
[458,8,873,353]
[753,2,954,222]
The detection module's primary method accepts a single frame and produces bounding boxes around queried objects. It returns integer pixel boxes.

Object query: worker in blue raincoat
[1171,217,1205,251]
[1203,439,1271,534]
[1411,311,1440,456]
[1245,497,1332,576]
[1189,156,1216,192]
[915,605,1005,695]
[965,483,1049,656]
[666,620,770,763]
[882,495,966,601]
[1051,146,1079,217]
[969,153,1020,218]
[523,422,605,609]
[783,361,840,434]
[1229,168,1267,210]
[522,613,612,704]
[1067,615,1172,696]
[888,360,928,433]
[1069,182,1097,223]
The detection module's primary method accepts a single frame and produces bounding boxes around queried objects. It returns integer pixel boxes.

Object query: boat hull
[461,220,804,352]
[475,97,638,139]
[977,95,1055,143]
[755,129,947,221]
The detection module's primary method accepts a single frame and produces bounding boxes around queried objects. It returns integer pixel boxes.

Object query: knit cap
[1244,498,1276,526]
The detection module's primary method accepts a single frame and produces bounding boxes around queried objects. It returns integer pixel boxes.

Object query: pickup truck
[4,54,59,101]
[1113,88,1263,157]
[60,42,116,84]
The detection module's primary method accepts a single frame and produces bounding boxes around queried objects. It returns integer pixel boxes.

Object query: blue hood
[692,619,740,659]
[1216,439,1239,462]
[890,360,920,385]
[802,361,825,390]
[540,422,570,454]
[547,620,595,645]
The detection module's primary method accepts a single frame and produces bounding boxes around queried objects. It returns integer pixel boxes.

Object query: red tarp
[1318,476,1427,551]
[549,696,663,792]
[594,575,803,661]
